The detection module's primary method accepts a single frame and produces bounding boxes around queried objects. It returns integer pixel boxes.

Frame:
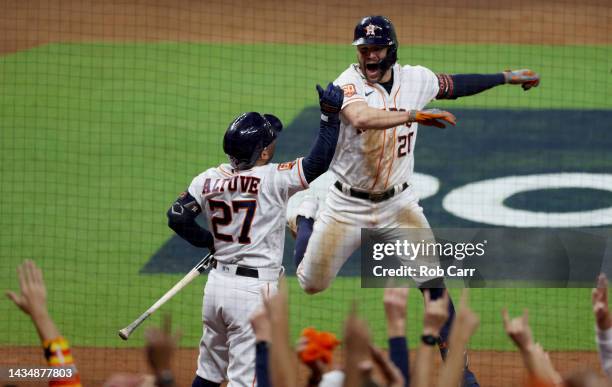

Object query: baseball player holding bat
[291,15,540,387]
[166,83,344,387]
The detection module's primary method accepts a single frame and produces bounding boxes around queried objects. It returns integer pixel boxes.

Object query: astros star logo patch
[365,23,381,37]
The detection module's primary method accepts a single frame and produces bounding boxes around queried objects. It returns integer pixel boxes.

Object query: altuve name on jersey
[201,176,261,195]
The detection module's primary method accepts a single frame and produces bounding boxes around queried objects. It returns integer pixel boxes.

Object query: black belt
[211,259,259,278]
[334,181,409,203]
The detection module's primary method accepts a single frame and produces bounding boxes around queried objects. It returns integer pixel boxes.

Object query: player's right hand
[316,83,344,115]
[409,109,457,128]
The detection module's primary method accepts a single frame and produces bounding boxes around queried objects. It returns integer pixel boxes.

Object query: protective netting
[1,0,611,385]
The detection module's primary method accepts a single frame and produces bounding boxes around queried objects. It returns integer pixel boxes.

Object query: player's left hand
[504,69,540,90]
[316,83,344,116]
[409,109,457,129]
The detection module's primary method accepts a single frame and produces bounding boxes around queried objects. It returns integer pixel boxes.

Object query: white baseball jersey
[296,63,441,293]
[332,63,439,191]
[188,159,308,269]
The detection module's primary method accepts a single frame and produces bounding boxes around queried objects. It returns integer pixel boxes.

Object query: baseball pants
[296,184,441,293]
[196,266,278,386]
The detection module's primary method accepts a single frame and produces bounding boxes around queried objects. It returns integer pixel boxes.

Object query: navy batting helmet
[352,16,398,73]
[223,112,282,170]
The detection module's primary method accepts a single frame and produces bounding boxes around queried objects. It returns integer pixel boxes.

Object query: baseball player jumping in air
[166,83,344,387]
[290,15,540,387]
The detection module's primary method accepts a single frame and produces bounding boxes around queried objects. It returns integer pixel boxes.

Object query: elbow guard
[167,192,201,225]
[167,192,215,250]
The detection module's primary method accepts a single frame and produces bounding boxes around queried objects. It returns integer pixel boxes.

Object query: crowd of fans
[6,260,612,386]
[5,260,177,387]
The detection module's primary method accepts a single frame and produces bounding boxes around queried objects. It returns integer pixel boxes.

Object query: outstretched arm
[166,192,215,250]
[436,69,540,99]
[342,102,456,131]
[301,83,344,183]
[6,260,61,342]
[250,307,272,387]
[413,290,450,387]
[6,260,82,386]
[264,278,298,387]
[502,308,562,384]
[437,290,480,387]
[383,287,410,386]
[144,315,179,387]
[342,101,411,130]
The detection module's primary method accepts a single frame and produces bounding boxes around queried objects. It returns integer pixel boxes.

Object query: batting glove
[504,69,540,91]
[407,109,457,129]
[317,83,344,118]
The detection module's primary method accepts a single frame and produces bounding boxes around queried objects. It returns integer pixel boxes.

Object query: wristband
[406,109,417,123]
[503,71,511,83]
[43,336,75,366]
[321,112,340,125]
[421,334,439,346]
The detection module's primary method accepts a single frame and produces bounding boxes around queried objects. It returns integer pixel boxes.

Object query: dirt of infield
[1,346,601,386]
[1,0,610,55]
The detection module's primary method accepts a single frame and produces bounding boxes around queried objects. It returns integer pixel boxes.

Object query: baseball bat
[118,252,214,340]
